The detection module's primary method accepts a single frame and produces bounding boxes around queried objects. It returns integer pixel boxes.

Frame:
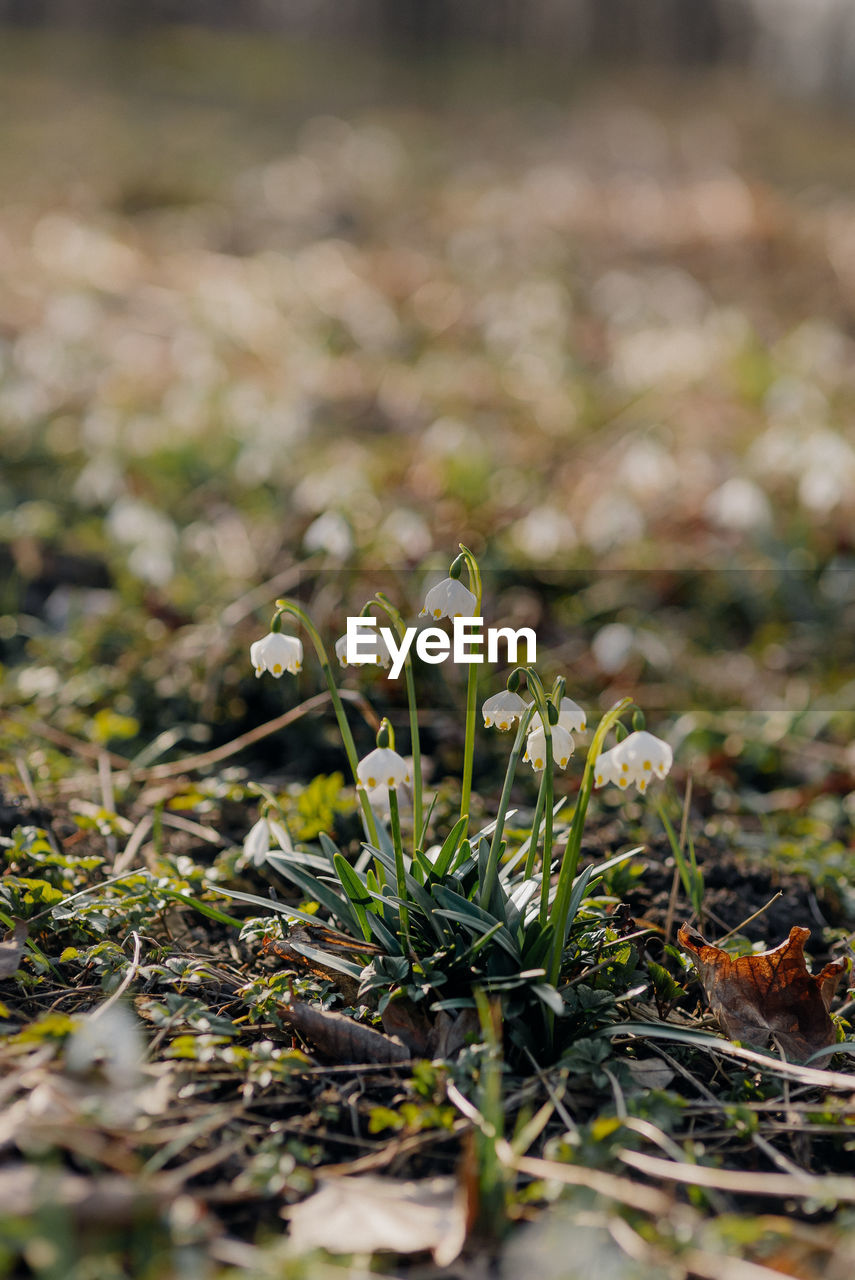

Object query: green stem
[375,593,423,848]
[523,774,547,880]
[458,545,482,835]
[519,668,555,922]
[480,703,536,913]
[545,696,633,1000]
[274,598,379,849]
[388,787,410,951]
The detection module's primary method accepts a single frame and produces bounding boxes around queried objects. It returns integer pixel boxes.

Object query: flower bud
[449,554,465,581]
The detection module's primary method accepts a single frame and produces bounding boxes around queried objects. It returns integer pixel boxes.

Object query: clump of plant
[224,547,676,1062]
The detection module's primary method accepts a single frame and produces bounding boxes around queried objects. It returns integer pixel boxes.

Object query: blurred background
[1,0,854,833]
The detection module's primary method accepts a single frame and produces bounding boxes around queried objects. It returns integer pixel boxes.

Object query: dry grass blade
[618,1149,855,1202]
[495,1142,674,1216]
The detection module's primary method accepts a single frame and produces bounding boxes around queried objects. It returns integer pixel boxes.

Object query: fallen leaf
[0,919,27,979]
[380,1001,478,1058]
[282,1000,410,1064]
[626,1058,675,1090]
[287,1174,466,1264]
[678,923,847,1061]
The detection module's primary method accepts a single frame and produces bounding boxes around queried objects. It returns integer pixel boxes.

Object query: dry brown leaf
[0,919,27,979]
[282,1000,410,1064]
[286,1174,466,1264]
[380,1002,480,1059]
[679,922,847,1061]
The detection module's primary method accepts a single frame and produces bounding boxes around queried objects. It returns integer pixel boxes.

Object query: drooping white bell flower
[239,815,293,868]
[530,697,586,734]
[250,631,303,677]
[523,723,575,772]
[593,729,673,794]
[335,630,392,669]
[419,577,477,621]
[593,745,631,790]
[619,730,673,782]
[243,816,272,867]
[357,746,411,791]
[482,690,529,731]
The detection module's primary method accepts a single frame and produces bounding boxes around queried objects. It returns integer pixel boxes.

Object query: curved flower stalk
[270,597,380,849]
[374,592,424,845]
[358,720,410,947]
[429,546,482,833]
[530,697,586,735]
[334,596,423,843]
[543,695,634,1040]
[479,682,537,913]
[517,668,558,897]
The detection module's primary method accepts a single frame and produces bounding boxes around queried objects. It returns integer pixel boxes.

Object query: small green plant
[223,546,679,1061]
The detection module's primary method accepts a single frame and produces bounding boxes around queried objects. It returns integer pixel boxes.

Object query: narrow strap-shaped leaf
[432,909,519,960]
[458,918,507,963]
[266,848,333,875]
[561,864,599,942]
[266,859,361,936]
[429,815,469,880]
[332,853,373,943]
[319,832,343,870]
[432,884,520,961]
[500,798,567,879]
[215,886,353,935]
[365,843,447,944]
[521,919,555,969]
[531,983,565,1015]
[418,793,438,851]
[366,909,403,955]
[287,939,365,981]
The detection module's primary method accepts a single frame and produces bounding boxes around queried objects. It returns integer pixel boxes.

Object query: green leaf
[265,859,361,936]
[531,983,565,1015]
[213,887,353,935]
[167,889,246,929]
[432,885,520,960]
[287,940,365,981]
[332,853,373,943]
[430,816,469,880]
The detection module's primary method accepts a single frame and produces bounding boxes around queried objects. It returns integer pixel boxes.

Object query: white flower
[482,690,529,731]
[530,697,586,734]
[240,815,293,868]
[620,730,673,783]
[357,746,411,791]
[593,730,673,795]
[593,745,631,790]
[419,577,477,621]
[335,631,392,669]
[243,816,272,867]
[523,723,575,772]
[250,631,303,677]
